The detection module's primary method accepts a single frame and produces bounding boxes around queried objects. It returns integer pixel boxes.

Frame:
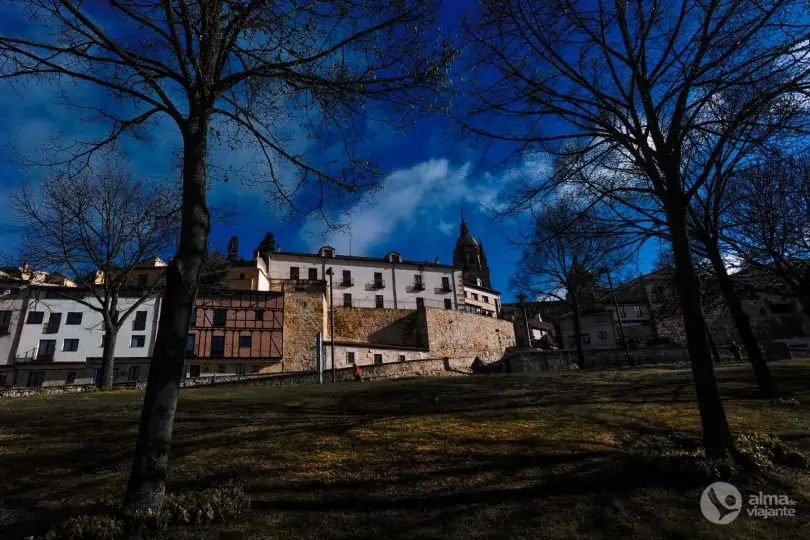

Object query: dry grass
[2,360,810,539]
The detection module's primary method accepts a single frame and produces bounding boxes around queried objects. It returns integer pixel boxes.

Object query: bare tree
[512,197,635,368]
[459,0,810,457]
[725,150,810,316]
[0,0,455,512]
[12,156,177,389]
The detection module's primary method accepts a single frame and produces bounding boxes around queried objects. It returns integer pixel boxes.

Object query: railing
[406,282,425,293]
[365,279,386,290]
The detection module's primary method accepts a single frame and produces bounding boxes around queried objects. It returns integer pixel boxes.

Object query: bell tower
[452,210,492,289]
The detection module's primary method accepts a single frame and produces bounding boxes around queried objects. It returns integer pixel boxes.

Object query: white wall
[15,291,161,363]
[267,251,463,310]
[0,296,25,366]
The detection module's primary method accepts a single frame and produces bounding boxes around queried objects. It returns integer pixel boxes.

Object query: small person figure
[353,365,362,382]
[729,341,742,362]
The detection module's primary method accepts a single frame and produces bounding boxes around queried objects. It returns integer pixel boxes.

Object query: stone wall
[423,308,515,360]
[281,282,327,372]
[332,307,424,347]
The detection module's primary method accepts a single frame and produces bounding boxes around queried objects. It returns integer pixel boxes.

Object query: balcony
[339,278,355,287]
[365,279,386,290]
[407,281,426,293]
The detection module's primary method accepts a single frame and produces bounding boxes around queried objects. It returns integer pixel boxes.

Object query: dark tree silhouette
[12,155,177,389]
[0,0,456,512]
[512,196,634,368]
[458,0,810,457]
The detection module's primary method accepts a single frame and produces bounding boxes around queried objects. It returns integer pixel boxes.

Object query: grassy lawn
[2,360,810,539]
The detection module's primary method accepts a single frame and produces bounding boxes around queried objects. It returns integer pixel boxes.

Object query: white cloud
[300,159,477,255]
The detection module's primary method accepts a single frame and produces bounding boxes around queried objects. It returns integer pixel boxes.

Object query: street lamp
[600,266,634,366]
[517,292,531,348]
[325,267,336,382]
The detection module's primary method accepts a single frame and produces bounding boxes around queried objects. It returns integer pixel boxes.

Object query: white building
[11,288,160,387]
[266,246,464,310]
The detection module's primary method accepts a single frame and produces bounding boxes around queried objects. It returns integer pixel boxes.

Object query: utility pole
[602,267,633,366]
[517,292,531,348]
[326,267,336,382]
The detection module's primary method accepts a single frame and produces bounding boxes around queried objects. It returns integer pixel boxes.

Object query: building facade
[7,287,160,388]
[265,246,464,311]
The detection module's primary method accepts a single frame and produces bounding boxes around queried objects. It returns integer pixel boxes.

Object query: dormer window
[318,246,335,257]
[386,252,402,263]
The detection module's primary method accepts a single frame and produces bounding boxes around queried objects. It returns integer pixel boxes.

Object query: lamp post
[600,266,633,366]
[326,267,336,382]
[517,292,531,348]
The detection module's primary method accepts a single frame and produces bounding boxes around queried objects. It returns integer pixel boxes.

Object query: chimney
[227,236,239,261]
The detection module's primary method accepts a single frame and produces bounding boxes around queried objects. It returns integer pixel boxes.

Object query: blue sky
[0,2,658,301]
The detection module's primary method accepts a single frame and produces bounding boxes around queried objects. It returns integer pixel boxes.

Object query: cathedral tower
[452,211,492,289]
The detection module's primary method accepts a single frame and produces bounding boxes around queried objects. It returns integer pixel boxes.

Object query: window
[251,364,260,373]
[217,364,226,374]
[26,311,44,324]
[128,366,140,381]
[0,310,11,335]
[66,371,76,385]
[255,310,264,321]
[239,335,252,348]
[398,355,406,362]
[130,335,146,348]
[26,371,45,388]
[308,267,318,280]
[416,297,424,309]
[186,334,195,355]
[598,331,608,340]
[212,309,227,327]
[374,353,383,365]
[346,351,356,364]
[342,270,352,285]
[43,312,61,334]
[444,299,452,309]
[211,336,225,357]
[37,339,56,361]
[374,272,383,287]
[442,276,450,291]
[236,364,245,375]
[62,338,79,352]
[66,312,83,325]
[343,293,352,307]
[483,295,489,303]
[618,306,626,318]
[633,305,643,317]
[375,295,384,309]
[290,266,300,279]
[133,310,147,331]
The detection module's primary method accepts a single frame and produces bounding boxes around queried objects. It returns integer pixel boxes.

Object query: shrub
[734,432,808,471]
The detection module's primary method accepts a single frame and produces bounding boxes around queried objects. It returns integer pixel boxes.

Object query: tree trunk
[123,113,210,514]
[571,294,585,369]
[100,324,117,389]
[666,205,732,459]
[705,245,778,397]
[707,329,721,365]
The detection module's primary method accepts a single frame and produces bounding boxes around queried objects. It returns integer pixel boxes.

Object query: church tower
[452,211,492,289]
